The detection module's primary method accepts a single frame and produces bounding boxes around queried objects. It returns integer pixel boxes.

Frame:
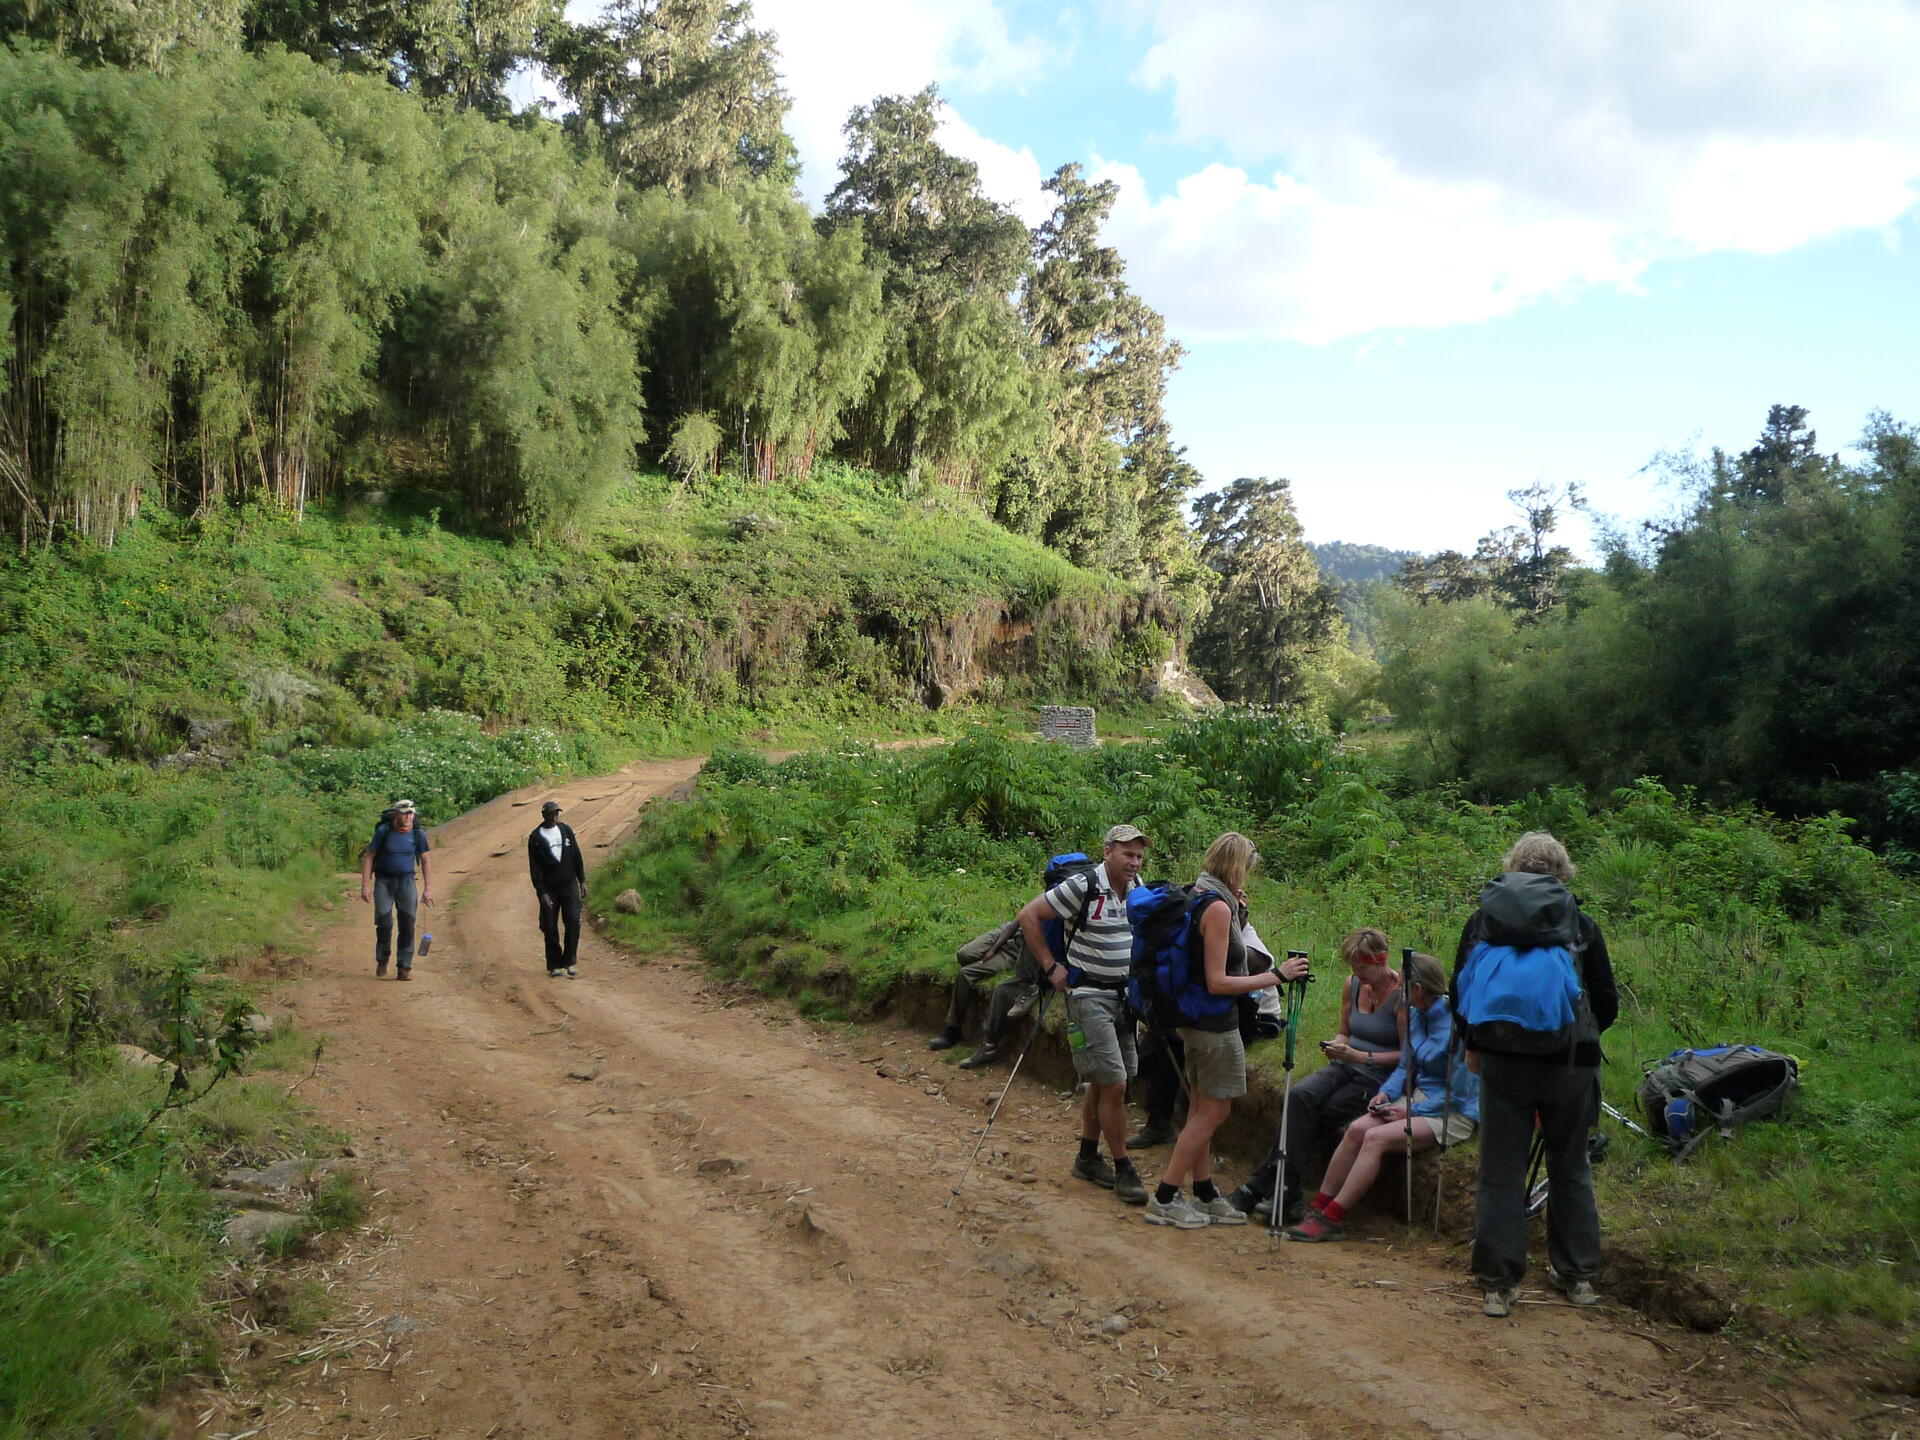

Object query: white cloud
[1102,0,1920,341]
[754,0,1050,204]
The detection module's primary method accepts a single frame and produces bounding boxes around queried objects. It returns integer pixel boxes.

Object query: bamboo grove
[0,1,1203,596]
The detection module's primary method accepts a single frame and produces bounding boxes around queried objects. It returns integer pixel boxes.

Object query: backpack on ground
[1126,882,1232,1028]
[1040,851,1100,982]
[1453,871,1592,1057]
[1636,1045,1800,1159]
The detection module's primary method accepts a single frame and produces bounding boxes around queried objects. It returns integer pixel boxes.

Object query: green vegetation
[1382,407,1920,840]
[0,457,1183,1435]
[600,713,1920,1344]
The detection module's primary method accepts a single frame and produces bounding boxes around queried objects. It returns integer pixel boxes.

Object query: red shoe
[1285,1209,1346,1243]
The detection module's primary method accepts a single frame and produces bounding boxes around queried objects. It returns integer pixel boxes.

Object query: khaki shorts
[1177,1026,1247,1100]
[1407,1091,1478,1146]
[1066,989,1137,1085]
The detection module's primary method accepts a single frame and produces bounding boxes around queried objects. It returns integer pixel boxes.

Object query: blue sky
[548,0,1920,556]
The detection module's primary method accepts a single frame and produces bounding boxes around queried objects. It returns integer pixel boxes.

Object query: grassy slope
[0,466,1161,1437]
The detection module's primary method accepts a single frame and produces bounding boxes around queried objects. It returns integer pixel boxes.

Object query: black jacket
[527,822,586,896]
[1450,898,1617,1068]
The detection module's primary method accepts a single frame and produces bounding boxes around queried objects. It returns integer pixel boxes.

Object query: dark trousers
[1138,1024,1187,1125]
[1473,1055,1602,1289]
[539,881,582,971]
[942,950,1041,1046]
[373,873,417,971]
[1240,1063,1376,1204]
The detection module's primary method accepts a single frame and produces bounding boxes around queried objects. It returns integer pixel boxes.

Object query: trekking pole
[1401,950,1416,1229]
[1434,989,1454,1232]
[1268,968,1311,1238]
[947,988,1054,1207]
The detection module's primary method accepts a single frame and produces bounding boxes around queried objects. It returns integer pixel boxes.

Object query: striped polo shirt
[1045,863,1133,987]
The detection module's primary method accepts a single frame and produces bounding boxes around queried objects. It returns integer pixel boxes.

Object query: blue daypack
[1041,852,1100,982]
[1126,882,1233,1027]
[1455,871,1590,1057]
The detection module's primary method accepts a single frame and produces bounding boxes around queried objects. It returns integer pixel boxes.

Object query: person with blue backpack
[358,799,433,980]
[1450,832,1618,1318]
[1019,824,1152,1207]
[1135,833,1310,1228]
[1284,952,1478,1241]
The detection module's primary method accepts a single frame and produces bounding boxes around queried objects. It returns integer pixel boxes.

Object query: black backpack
[1636,1045,1800,1159]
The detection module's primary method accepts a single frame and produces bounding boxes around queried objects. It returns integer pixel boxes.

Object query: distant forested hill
[1308,541,1415,653]
[1309,541,1417,587]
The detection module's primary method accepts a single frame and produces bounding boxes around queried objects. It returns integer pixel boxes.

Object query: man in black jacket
[528,799,587,978]
[1451,830,1618,1318]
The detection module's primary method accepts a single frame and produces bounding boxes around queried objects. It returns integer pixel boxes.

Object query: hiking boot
[1547,1269,1599,1307]
[375,961,388,978]
[1285,1210,1345,1243]
[1225,1184,1265,1216]
[1071,1152,1116,1189]
[1125,1117,1178,1149]
[1192,1193,1248,1226]
[1112,1163,1148,1207]
[927,1027,964,1051]
[1483,1286,1519,1318]
[1143,1192,1209,1229]
[566,966,578,978]
[548,969,564,979]
[395,969,412,982]
[1005,985,1039,1021]
[958,1045,1001,1070]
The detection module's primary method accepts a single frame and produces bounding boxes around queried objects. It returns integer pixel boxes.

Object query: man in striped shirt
[1019,824,1152,1206]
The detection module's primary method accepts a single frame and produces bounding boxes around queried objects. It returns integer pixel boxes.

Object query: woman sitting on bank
[1285,951,1479,1242]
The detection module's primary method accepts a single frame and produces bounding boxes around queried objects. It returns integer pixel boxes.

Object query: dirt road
[198,761,1819,1440]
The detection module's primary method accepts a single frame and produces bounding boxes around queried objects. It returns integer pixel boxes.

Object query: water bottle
[1066,1009,1087,1053]
[418,933,432,957]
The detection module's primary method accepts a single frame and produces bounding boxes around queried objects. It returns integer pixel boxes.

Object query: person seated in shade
[927,919,1042,1070]
[1286,952,1479,1242]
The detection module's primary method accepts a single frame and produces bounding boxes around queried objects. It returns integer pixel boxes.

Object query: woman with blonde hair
[1144,833,1310,1227]
[1227,926,1406,1223]
[1285,952,1479,1241]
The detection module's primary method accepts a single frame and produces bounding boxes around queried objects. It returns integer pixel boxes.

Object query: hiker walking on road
[1144,834,1310,1229]
[1452,832,1617,1317]
[1019,823,1152,1207]
[927,920,1043,1070]
[360,799,433,981]
[529,799,587,978]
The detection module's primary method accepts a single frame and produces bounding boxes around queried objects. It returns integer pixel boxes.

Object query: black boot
[1125,1116,1178,1148]
[928,1027,964,1051]
[958,1044,1002,1069]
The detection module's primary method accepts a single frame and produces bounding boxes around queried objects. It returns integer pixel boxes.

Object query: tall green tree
[0,0,245,68]
[823,87,1037,487]
[1190,477,1339,705]
[245,0,559,113]
[620,181,883,484]
[1002,162,1192,582]
[546,0,792,194]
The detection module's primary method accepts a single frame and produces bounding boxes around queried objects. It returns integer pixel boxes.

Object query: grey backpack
[1636,1045,1800,1159]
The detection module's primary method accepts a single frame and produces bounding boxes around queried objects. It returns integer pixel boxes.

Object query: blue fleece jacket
[1378,996,1480,1122]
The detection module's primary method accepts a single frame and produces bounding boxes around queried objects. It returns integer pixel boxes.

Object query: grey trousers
[372,872,418,971]
[1473,1054,1603,1289]
[942,949,1040,1045]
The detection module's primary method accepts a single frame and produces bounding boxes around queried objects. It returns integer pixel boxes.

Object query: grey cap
[540,800,562,816]
[392,798,417,813]
[1103,823,1148,845]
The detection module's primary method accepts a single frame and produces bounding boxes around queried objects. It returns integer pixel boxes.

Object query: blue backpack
[1040,852,1100,982]
[1126,882,1233,1027]
[1455,872,1590,1057]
